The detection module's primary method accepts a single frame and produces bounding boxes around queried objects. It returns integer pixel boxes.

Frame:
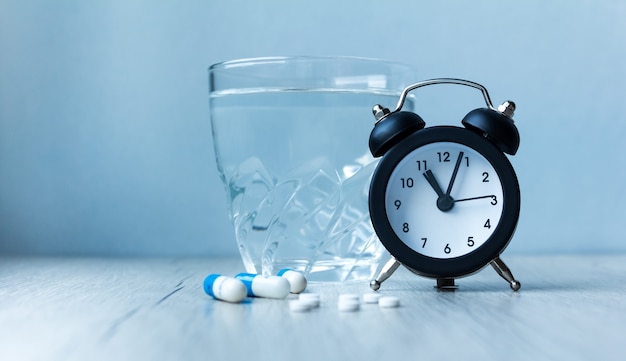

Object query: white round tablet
[338,299,360,312]
[299,293,320,308]
[378,296,400,308]
[362,293,381,304]
[338,293,359,302]
[299,299,319,308]
[289,300,311,312]
[299,293,320,301]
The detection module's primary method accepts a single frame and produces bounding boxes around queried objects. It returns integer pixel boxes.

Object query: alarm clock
[368,78,521,291]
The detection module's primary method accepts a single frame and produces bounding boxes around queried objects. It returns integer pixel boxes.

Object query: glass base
[243,258,381,283]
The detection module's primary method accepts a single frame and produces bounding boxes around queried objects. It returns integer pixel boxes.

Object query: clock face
[369,126,520,278]
[385,142,503,258]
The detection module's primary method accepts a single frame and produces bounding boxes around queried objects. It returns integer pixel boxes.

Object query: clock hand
[454,195,496,203]
[445,151,464,197]
[423,170,445,198]
[423,169,454,212]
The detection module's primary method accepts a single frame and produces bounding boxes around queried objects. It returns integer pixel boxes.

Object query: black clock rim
[369,126,521,278]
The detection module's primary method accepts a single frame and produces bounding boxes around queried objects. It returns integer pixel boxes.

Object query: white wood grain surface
[1,255,625,361]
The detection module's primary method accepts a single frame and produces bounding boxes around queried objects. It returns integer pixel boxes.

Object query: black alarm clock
[368,78,521,291]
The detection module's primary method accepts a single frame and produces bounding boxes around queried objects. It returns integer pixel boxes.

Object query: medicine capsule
[277,268,307,293]
[235,273,291,299]
[203,274,247,303]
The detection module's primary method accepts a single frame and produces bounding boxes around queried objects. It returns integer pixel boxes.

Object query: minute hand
[445,151,464,197]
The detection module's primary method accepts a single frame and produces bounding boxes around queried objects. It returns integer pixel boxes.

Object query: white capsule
[379,296,401,308]
[203,274,247,303]
[235,273,291,299]
[277,268,307,293]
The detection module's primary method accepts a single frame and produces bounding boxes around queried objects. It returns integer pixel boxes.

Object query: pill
[277,268,307,294]
[203,274,247,303]
[289,300,312,312]
[235,273,291,299]
[338,299,360,312]
[299,293,320,301]
[338,293,359,302]
[378,296,400,308]
[362,293,382,304]
[299,293,320,308]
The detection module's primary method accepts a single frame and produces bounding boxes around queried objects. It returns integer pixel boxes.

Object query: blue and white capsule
[277,268,307,294]
[203,274,247,303]
[234,273,291,299]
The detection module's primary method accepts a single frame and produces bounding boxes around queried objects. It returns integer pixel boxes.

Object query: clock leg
[370,257,401,291]
[490,256,521,291]
[436,278,457,291]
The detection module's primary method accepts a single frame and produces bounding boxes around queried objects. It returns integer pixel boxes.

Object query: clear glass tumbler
[209,56,416,282]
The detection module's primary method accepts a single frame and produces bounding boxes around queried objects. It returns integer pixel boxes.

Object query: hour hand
[423,170,445,197]
[423,170,453,212]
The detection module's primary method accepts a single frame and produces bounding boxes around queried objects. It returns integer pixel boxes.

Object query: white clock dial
[385,142,504,259]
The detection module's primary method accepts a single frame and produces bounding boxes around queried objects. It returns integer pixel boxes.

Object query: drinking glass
[209,56,416,282]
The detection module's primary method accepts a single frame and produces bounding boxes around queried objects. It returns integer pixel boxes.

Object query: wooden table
[1,255,624,361]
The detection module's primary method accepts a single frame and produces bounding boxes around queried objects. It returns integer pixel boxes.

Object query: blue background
[1,0,624,257]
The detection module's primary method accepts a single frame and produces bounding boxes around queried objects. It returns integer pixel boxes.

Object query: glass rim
[208,55,415,72]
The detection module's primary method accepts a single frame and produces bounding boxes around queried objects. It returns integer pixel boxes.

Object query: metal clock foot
[370,257,401,291]
[436,278,457,291]
[490,256,521,291]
